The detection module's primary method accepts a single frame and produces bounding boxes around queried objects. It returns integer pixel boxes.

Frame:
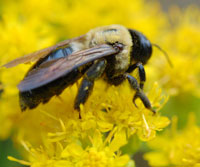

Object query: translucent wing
[3,35,85,68]
[18,44,119,92]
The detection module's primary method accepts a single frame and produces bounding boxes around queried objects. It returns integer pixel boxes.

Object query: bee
[3,24,162,115]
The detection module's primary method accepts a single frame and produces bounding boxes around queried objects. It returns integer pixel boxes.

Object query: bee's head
[128,29,152,65]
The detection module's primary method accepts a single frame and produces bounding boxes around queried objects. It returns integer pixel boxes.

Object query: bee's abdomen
[19,68,82,111]
[20,46,82,111]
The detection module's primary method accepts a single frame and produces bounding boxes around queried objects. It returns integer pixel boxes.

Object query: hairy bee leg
[126,64,137,73]
[126,63,146,89]
[74,59,107,116]
[76,78,93,119]
[125,73,155,114]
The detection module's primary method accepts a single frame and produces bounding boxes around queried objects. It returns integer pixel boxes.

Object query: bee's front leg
[124,73,155,114]
[74,59,107,118]
[137,63,146,90]
[126,63,146,89]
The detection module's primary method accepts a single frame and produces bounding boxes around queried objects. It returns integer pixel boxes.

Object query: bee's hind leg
[124,73,155,114]
[74,59,107,118]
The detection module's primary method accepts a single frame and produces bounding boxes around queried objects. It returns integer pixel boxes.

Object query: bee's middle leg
[74,59,107,113]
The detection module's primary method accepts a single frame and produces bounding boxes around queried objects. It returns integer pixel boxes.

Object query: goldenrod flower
[0,0,174,166]
[9,130,134,167]
[144,114,200,167]
[14,80,169,146]
[147,6,200,96]
[0,0,168,139]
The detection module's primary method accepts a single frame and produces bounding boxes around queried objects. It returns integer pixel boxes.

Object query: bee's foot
[133,94,139,108]
[151,108,156,115]
[79,112,82,119]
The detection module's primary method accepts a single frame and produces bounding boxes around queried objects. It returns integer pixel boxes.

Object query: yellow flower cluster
[2,0,200,166]
[147,6,200,96]
[7,80,168,166]
[0,0,170,166]
[141,5,200,167]
[9,130,132,167]
[144,114,200,167]
[0,0,168,141]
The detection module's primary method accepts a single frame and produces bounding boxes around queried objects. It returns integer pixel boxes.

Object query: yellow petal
[61,143,84,158]
[109,129,127,152]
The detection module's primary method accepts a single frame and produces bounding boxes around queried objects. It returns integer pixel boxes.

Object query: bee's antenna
[152,43,173,68]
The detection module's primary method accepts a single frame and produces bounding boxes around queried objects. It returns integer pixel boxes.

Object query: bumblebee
[3,24,157,114]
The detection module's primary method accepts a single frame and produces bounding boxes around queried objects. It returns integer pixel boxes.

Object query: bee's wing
[3,35,85,68]
[19,44,118,92]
